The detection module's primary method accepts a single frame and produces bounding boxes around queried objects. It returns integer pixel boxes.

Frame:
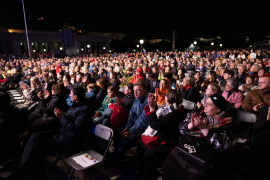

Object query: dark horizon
[1,0,269,50]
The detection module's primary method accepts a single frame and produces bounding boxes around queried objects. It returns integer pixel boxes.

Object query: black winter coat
[146,109,186,147]
[121,94,135,112]
[39,95,69,119]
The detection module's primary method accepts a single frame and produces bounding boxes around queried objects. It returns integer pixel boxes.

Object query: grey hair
[227,79,238,90]
[184,77,191,83]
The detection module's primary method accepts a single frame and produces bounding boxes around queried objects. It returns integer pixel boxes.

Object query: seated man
[110,81,148,162]
[148,73,160,93]
[177,77,199,103]
[219,70,234,88]
[6,86,93,179]
[242,76,270,112]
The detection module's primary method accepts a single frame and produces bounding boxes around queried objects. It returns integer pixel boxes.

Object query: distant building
[0,29,110,55]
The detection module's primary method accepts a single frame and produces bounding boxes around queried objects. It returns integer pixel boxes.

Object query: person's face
[225,81,233,91]
[183,79,189,86]
[250,65,254,72]
[152,68,157,73]
[70,90,76,102]
[71,78,76,84]
[206,85,214,95]
[246,77,253,85]
[238,66,244,74]
[258,69,265,77]
[194,73,200,80]
[124,86,132,95]
[51,87,55,95]
[204,98,220,116]
[49,72,53,77]
[110,73,113,79]
[76,75,81,82]
[258,77,270,91]
[30,79,37,87]
[160,80,166,90]
[165,67,170,72]
[223,73,230,80]
[178,70,182,76]
[134,85,145,99]
[107,90,114,98]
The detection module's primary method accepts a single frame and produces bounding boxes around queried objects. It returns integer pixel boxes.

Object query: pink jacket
[222,90,244,109]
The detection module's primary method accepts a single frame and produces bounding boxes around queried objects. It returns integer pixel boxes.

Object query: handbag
[141,135,158,148]
[109,103,129,128]
[177,135,219,172]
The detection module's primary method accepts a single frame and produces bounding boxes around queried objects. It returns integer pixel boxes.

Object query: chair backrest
[237,110,257,123]
[182,99,196,110]
[91,124,113,141]
[184,73,191,77]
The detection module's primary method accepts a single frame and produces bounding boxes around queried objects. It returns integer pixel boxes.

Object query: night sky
[0,0,269,46]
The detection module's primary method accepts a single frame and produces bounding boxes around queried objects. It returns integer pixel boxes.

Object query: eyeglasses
[258,82,269,85]
[204,103,213,107]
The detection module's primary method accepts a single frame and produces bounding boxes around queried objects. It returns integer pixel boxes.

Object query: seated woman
[176,69,185,85]
[110,72,120,89]
[102,83,135,128]
[155,79,169,107]
[16,77,44,110]
[92,78,108,112]
[222,79,244,110]
[177,77,199,103]
[136,90,185,179]
[238,75,258,96]
[197,83,221,109]
[201,71,218,91]
[193,71,203,92]
[93,86,118,125]
[21,83,69,142]
[162,94,237,180]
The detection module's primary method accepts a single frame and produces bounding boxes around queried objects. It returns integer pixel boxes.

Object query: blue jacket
[85,88,98,104]
[60,101,93,149]
[125,93,149,135]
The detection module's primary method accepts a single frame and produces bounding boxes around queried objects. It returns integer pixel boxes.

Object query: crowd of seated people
[0,48,270,180]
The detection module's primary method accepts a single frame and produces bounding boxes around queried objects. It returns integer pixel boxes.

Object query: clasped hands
[188,113,208,130]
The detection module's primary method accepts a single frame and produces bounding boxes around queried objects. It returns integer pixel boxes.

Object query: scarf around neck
[156,102,183,119]
[188,111,233,137]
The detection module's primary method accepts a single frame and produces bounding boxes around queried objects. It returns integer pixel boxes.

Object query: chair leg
[69,169,75,180]
[66,166,72,178]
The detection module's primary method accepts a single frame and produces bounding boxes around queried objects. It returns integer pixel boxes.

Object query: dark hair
[0,92,10,112]
[63,74,71,82]
[166,89,183,104]
[163,73,172,79]
[84,73,92,82]
[126,83,134,93]
[209,71,217,83]
[97,78,108,89]
[161,79,167,85]
[107,86,118,95]
[245,74,255,82]
[71,86,85,101]
[111,72,118,83]
[149,73,157,79]
[52,83,67,97]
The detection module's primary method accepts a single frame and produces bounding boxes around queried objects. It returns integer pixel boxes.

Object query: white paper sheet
[72,154,99,168]
[237,138,247,143]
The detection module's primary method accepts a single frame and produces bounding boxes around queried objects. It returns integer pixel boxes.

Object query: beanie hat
[209,94,227,111]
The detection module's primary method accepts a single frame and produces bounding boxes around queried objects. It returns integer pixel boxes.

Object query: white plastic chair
[182,99,196,110]
[67,124,113,179]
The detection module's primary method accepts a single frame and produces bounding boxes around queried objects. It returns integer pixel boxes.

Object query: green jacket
[98,95,117,113]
